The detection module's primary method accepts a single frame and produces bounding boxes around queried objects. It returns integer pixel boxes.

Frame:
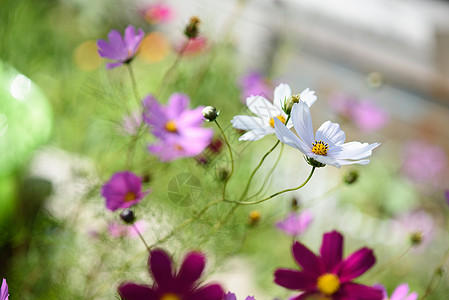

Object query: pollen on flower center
[159,293,182,300]
[165,120,178,132]
[269,115,286,128]
[317,273,340,295]
[124,192,137,202]
[311,140,329,156]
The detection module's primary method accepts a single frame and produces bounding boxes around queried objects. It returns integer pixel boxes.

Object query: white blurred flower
[274,101,379,168]
[231,83,316,141]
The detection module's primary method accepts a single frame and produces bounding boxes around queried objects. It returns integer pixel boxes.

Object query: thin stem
[239,115,290,201]
[132,223,150,252]
[149,198,224,248]
[226,166,316,205]
[421,248,449,300]
[247,143,284,200]
[214,120,234,199]
[126,63,140,103]
[155,39,190,98]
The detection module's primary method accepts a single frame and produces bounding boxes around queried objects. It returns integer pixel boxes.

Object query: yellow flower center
[311,140,329,156]
[160,293,182,300]
[165,120,178,132]
[317,273,340,296]
[269,115,286,128]
[124,192,137,202]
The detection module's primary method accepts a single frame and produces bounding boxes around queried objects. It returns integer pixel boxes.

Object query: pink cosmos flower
[142,3,174,24]
[396,210,434,249]
[377,283,418,300]
[329,93,388,132]
[143,93,213,161]
[276,211,313,237]
[118,249,224,300]
[97,25,144,69]
[101,171,150,211]
[274,230,382,300]
[179,37,208,56]
[239,71,272,103]
[1,278,9,300]
[224,292,255,300]
[108,220,149,238]
[401,140,447,186]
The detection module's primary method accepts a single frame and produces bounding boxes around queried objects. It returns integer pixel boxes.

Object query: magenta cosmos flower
[376,283,417,300]
[224,292,255,300]
[1,278,9,300]
[143,93,213,161]
[274,231,382,300]
[101,171,150,211]
[97,25,144,69]
[118,249,224,300]
[276,211,313,237]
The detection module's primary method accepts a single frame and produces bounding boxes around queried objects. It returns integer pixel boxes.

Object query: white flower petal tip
[300,88,318,107]
[277,102,380,168]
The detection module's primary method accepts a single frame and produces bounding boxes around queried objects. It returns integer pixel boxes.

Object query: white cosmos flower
[231,83,317,141]
[274,101,380,168]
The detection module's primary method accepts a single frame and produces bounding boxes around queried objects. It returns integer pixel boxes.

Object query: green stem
[421,248,449,299]
[214,120,234,199]
[126,63,140,103]
[226,166,316,205]
[239,115,290,200]
[247,143,284,200]
[132,223,150,252]
[155,39,190,98]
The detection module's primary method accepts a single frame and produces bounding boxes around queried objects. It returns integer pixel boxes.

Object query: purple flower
[97,25,144,69]
[274,230,382,300]
[1,278,9,300]
[445,190,449,206]
[118,249,224,300]
[239,71,272,103]
[224,292,255,300]
[276,211,313,237]
[376,283,418,300]
[143,93,213,161]
[101,171,150,211]
[108,220,149,238]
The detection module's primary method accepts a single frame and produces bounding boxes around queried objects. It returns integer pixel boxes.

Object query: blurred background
[1,0,449,299]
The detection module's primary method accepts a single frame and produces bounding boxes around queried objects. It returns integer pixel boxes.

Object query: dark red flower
[274,230,383,300]
[118,249,224,300]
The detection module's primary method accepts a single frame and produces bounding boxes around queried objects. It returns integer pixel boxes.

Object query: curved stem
[247,143,284,200]
[421,248,449,299]
[132,223,150,252]
[226,166,316,205]
[239,115,290,201]
[214,120,234,199]
[155,39,190,98]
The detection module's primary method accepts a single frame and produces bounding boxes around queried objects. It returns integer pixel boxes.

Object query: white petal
[238,128,272,141]
[333,142,380,160]
[335,158,371,166]
[291,101,315,146]
[315,121,346,146]
[246,95,279,120]
[274,83,292,110]
[231,115,266,131]
[300,88,317,107]
[274,117,308,153]
[308,153,341,168]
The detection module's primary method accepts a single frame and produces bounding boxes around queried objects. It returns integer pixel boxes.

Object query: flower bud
[120,209,136,224]
[248,210,261,226]
[291,197,299,211]
[202,106,219,122]
[283,94,301,115]
[343,170,359,185]
[184,16,201,39]
[410,231,423,246]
